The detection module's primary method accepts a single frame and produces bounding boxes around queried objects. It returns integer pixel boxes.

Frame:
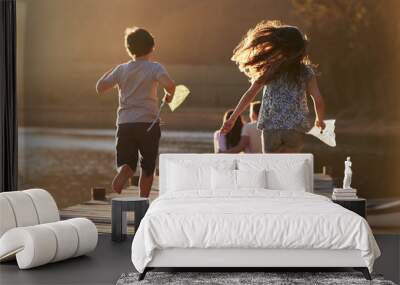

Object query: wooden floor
[1,234,398,284]
[0,234,134,285]
[60,185,159,234]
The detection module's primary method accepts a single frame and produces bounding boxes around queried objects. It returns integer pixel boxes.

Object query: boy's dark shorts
[116,123,161,176]
[262,129,305,153]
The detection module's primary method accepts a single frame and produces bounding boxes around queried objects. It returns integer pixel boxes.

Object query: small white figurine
[343,157,352,189]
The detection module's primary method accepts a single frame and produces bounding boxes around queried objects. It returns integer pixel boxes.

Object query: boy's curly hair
[232,20,313,84]
[125,27,155,58]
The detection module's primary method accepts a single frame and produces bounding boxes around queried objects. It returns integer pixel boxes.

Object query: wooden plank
[60,186,159,234]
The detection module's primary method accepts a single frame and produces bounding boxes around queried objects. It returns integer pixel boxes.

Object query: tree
[292,0,400,119]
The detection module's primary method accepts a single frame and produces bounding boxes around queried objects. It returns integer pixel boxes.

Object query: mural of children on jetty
[16,0,400,233]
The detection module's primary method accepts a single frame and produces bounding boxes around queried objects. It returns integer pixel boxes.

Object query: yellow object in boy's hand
[167,85,190,112]
[147,85,190,132]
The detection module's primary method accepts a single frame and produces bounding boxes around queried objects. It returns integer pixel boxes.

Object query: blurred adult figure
[221,101,262,153]
[214,110,243,153]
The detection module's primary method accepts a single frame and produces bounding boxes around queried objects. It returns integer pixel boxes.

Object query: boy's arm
[158,74,176,103]
[96,66,119,94]
[220,82,263,134]
[307,75,326,130]
[221,136,250,153]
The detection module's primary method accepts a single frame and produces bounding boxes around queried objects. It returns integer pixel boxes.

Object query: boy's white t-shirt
[102,59,167,125]
[241,121,262,153]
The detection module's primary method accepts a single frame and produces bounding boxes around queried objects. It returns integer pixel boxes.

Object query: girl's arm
[307,75,326,130]
[220,82,264,134]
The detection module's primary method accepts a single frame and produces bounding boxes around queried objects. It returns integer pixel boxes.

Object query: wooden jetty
[59,177,159,234]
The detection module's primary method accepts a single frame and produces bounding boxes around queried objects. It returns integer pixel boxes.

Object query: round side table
[111,197,149,241]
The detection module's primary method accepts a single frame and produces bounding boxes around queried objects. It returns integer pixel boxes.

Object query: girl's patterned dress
[257,65,315,152]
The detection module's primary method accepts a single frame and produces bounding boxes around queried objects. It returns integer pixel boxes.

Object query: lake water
[17,127,214,208]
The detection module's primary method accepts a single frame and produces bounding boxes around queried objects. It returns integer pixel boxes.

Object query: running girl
[221,20,326,153]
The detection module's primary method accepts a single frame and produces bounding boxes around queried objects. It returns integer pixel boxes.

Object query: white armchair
[0,189,98,269]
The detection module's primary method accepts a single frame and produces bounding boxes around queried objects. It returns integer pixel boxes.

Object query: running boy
[221,20,326,153]
[96,27,175,197]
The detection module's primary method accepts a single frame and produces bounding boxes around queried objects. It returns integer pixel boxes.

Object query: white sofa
[0,189,98,269]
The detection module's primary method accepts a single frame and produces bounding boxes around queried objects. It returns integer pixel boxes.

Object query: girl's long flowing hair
[223,110,243,149]
[232,20,312,84]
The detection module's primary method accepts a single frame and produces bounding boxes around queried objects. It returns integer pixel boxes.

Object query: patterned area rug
[116,272,395,285]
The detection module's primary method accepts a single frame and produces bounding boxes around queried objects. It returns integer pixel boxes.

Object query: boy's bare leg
[139,170,154,198]
[112,164,134,194]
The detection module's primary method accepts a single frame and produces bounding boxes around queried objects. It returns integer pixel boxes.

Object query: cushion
[66,218,98,257]
[211,169,267,191]
[0,225,57,269]
[0,189,59,238]
[238,159,308,191]
[211,168,237,190]
[42,221,79,262]
[24,189,59,224]
[166,159,235,192]
[0,218,98,269]
[167,163,210,191]
[236,169,267,189]
[0,192,39,227]
[0,196,16,238]
[266,162,307,191]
